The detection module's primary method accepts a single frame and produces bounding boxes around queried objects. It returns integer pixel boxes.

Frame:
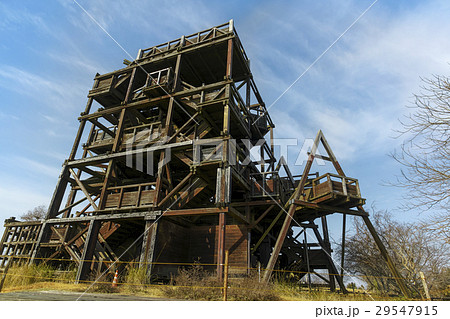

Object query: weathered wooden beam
[89,118,115,137]
[139,220,158,279]
[79,80,233,121]
[57,196,88,215]
[46,211,160,224]
[75,220,101,283]
[291,199,368,217]
[217,212,226,279]
[228,206,250,224]
[158,172,193,207]
[252,210,284,252]
[102,112,119,125]
[163,207,227,217]
[231,199,280,207]
[68,168,99,211]
[340,213,347,284]
[361,211,411,298]
[68,140,193,167]
[251,204,275,228]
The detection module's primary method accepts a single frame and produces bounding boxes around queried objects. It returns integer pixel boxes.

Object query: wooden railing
[139,21,233,59]
[139,68,174,99]
[90,125,117,146]
[121,121,162,149]
[311,173,361,199]
[250,171,285,198]
[104,182,157,210]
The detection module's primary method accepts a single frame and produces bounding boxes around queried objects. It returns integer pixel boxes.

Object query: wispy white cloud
[11,156,61,179]
[46,51,107,76]
[0,111,19,121]
[0,64,85,110]
[0,3,49,33]
[62,0,219,46]
[245,0,450,163]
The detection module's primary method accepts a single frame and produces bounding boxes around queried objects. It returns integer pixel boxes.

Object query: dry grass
[2,264,77,290]
[161,264,223,300]
[160,265,279,301]
[1,281,89,293]
[0,264,408,301]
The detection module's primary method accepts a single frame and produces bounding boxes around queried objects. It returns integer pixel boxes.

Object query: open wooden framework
[0,20,409,296]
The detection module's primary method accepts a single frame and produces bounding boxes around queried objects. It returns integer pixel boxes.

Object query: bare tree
[20,205,47,221]
[392,75,450,241]
[342,210,449,297]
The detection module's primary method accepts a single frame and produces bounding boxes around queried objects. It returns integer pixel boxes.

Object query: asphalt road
[0,290,171,301]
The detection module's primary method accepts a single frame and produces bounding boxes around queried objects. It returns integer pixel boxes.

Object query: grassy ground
[0,264,404,301]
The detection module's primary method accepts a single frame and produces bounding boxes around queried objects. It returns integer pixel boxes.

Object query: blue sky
[1,0,449,237]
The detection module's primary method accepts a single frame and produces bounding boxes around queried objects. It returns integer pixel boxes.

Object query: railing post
[341,177,348,196]
[355,180,361,197]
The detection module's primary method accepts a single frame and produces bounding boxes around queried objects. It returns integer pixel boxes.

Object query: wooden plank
[163,207,227,217]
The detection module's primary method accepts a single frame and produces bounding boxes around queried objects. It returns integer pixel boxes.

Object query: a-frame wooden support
[262,130,411,298]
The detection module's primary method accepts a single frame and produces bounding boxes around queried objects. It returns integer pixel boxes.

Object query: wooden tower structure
[0,20,409,296]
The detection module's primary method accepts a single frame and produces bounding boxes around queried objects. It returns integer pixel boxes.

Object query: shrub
[160,265,279,301]
[123,266,148,293]
[161,263,222,300]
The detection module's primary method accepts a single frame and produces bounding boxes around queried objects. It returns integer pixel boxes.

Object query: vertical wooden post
[245,201,251,276]
[340,213,347,286]
[223,250,229,301]
[321,216,336,292]
[140,220,159,280]
[226,38,233,79]
[303,231,312,291]
[217,213,226,279]
[76,220,101,283]
[269,127,275,171]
